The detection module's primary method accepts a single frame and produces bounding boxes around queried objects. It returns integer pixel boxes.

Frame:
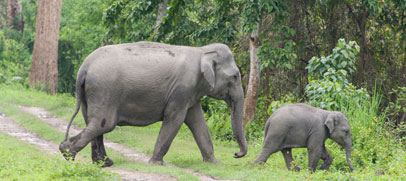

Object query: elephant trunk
[227,84,248,158]
[345,144,353,172]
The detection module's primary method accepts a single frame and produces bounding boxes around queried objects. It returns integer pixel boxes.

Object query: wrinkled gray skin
[254,103,353,172]
[59,41,247,167]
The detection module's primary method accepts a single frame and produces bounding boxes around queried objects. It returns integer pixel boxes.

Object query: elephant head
[200,43,248,158]
[325,113,353,171]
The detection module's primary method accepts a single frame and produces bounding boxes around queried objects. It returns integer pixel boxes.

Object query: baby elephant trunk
[345,145,353,172]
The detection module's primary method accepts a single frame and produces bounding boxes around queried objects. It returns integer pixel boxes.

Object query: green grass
[0,85,405,180]
[0,132,117,180]
[0,101,198,180]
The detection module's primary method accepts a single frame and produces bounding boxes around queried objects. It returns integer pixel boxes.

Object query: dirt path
[0,112,176,181]
[20,106,229,181]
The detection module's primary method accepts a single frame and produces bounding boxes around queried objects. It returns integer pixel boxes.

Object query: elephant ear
[201,51,218,89]
[324,114,336,134]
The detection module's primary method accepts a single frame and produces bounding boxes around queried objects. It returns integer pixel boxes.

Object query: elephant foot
[253,160,266,165]
[319,165,330,170]
[93,157,114,167]
[148,158,165,165]
[203,156,220,164]
[293,166,301,172]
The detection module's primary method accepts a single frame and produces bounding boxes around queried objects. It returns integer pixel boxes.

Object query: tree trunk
[0,0,7,28]
[30,0,62,94]
[153,0,169,38]
[358,6,368,84]
[7,0,23,31]
[243,23,261,128]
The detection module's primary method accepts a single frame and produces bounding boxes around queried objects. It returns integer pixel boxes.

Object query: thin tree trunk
[0,0,7,27]
[153,0,168,38]
[243,22,261,128]
[30,0,62,94]
[358,6,368,84]
[7,0,23,31]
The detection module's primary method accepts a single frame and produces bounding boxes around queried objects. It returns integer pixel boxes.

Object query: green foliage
[241,0,287,33]
[0,30,31,86]
[259,25,297,70]
[305,39,366,109]
[306,39,359,82]
[204,97,233,141]
[103,0,239,46]
[386,87,406,138]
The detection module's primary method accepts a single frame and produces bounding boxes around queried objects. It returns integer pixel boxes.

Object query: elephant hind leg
[91,135,114,167]
[281,148,300,171]
[82,103,114,167]
[62,109,117,164]
[254,137,284,164]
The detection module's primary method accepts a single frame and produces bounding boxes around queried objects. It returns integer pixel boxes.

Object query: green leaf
[341,50,349,59]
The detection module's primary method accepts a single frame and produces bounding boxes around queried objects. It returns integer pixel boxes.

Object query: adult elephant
[59,41,248,167]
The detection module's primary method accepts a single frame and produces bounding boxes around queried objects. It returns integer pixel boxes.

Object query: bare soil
[19,106,230,181]
[0,111,176,181]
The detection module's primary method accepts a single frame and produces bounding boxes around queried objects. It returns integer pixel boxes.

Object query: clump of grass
[0,133,116,180]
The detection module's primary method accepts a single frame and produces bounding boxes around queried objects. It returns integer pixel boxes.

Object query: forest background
[0,0,405,177]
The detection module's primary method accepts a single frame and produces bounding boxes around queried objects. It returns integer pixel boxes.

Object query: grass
[0,84,405,180]
[0,132,117,180]
[0,101,198,180]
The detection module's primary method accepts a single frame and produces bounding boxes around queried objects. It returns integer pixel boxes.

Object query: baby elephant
[254,103,353,172]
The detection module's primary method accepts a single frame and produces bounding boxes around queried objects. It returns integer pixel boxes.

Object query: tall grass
[336,88,383,136]
[325,89,405,174]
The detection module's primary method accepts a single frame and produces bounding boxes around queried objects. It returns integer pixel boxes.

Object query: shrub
[386,87,406,138]
[204,97,233,141]
[305,38,366,110]
[0,30,31,86]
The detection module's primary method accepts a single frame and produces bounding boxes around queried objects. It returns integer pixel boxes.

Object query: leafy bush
[0,30,31,86]
[305,39,366,110]
[386,87,406,138]
[204,97,233,141]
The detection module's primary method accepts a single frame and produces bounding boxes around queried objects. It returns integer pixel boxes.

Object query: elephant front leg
[184,103,217,163]
[319,145,333,170]
[307,145,322,172]
[149,103,188,165]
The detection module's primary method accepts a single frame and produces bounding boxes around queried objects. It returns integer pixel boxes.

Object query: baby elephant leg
[281,148,300,171]
[319,145,333,170]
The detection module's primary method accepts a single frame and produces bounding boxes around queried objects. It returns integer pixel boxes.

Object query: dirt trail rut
[20,106,230,181]
[0,112,175,181]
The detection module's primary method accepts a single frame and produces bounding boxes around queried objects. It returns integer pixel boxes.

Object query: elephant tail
[64,70,87,141]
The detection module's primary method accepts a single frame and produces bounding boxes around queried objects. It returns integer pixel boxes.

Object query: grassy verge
[0,85,405,180]
[0,132,117,180]
[0,99,198,180]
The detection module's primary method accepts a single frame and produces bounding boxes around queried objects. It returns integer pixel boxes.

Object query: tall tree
[153,0,169,38]
[243,22,261,128]
[7,0,23,31]
[30,0,62,94]
[241,0,286,128]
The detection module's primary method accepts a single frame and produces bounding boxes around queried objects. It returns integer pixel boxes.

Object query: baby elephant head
[325,113,353,171]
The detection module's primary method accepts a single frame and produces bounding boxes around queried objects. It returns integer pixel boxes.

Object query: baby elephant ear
[201,51,218,89]
[324,114,336,134]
